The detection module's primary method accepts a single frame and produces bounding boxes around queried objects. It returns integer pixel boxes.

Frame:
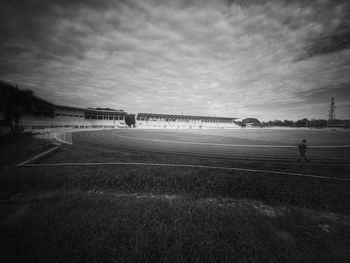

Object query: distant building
[135,113,240,129]
[19,105,127,132]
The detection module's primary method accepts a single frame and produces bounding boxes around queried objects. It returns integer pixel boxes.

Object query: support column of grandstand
[135,113,240,129]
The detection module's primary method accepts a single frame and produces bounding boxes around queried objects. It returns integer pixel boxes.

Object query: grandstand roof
[85,108,127,115]
[137,113,237,121]
[55,104,85,111]
[90,107,124,112]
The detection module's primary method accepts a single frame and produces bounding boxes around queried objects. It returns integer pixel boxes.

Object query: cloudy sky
[1,0,350,120]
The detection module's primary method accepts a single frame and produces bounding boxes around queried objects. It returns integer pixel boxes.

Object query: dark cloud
[0,0,120,62]
[293,1,350,60]
[305,26,350,58]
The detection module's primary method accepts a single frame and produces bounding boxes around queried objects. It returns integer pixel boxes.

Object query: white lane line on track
[20,162,350,182]
[16,146,59,167]
[112,134,350,148]
[77,134,350,160]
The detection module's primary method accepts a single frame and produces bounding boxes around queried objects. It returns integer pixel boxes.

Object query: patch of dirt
[202,198,287,217]
[87,190,179,201]
[318,224,334,233]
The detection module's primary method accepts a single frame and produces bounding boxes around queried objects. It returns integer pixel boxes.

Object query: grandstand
[53,106,87,129]
[16,98,127,132]
[20,106,127,132]
[84,108,127,128]
[135,113,240,129]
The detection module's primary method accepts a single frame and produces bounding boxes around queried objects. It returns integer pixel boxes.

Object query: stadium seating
[135,113,240,129]
[18,106,127,132]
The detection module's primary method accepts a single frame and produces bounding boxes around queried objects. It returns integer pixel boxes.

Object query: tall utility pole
[327,97,336,126]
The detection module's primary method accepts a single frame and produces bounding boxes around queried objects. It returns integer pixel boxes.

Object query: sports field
[23,128,350,181]
[2,129,350,262]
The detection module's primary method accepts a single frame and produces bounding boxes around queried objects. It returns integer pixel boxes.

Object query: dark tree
[1,81,34,134]
[242,118,261,127]
[295,118,309,128]
[125,114,135,127]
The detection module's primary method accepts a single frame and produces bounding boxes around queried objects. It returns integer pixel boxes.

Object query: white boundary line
[17,146,59,167]
[20,162,350,182]
[112,134,350,148]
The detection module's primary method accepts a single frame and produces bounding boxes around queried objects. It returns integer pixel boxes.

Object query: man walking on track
[297,139,310,163]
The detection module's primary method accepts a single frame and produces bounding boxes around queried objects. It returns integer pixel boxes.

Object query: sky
[0,0,350,121]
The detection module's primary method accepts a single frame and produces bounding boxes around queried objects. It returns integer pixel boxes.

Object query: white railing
[34,129,73,145]
[54,132,73,145]
[34,126,129,145]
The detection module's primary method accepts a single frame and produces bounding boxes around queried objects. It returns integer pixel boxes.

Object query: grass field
[1,129,350,262]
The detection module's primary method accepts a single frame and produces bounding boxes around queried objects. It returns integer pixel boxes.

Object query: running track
[72,129,350,166]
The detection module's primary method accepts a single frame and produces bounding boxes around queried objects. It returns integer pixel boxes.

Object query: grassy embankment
[1,135,350,262]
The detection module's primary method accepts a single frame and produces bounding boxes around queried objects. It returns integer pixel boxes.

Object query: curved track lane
[72,129,350,166]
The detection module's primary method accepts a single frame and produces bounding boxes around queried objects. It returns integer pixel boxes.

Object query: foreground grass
[1,191,350,263]
[2,165,349,214]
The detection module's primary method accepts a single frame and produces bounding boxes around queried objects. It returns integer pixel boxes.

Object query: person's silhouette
[297,139,309,162]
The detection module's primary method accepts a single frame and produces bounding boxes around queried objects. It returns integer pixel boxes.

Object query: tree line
[238,118,350,128]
